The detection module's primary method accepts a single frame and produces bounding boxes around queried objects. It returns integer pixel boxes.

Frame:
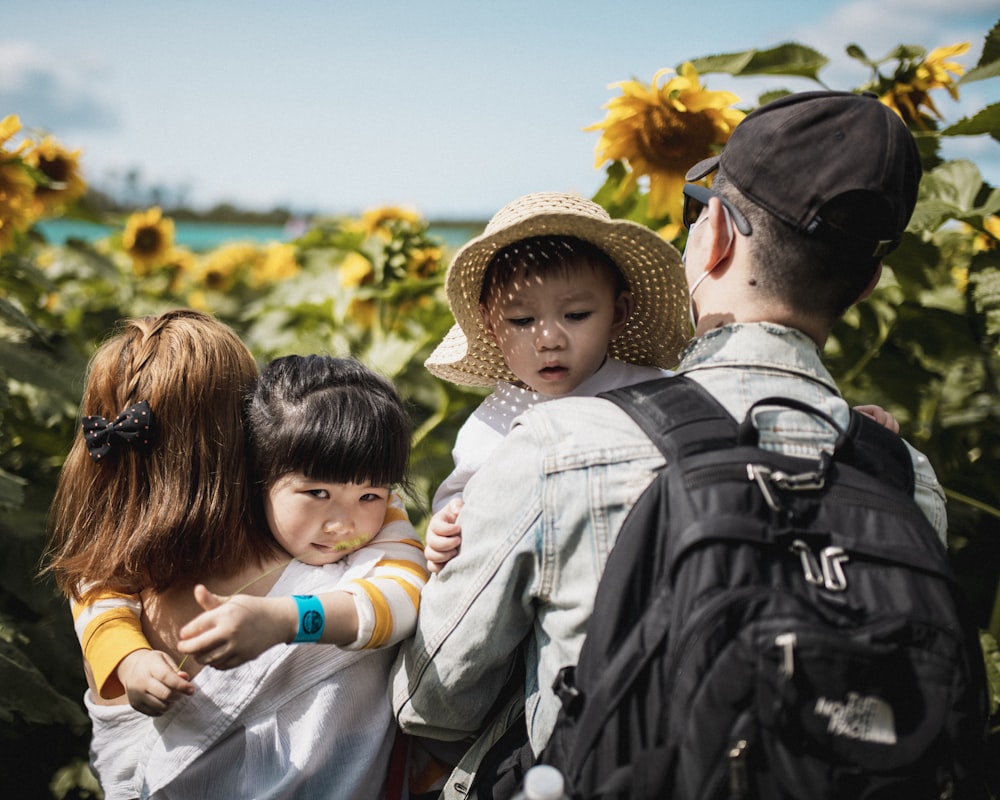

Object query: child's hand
[854,404,900,434]
[178,585,295,670]
[117,648,194,717]
[425,498,464,574]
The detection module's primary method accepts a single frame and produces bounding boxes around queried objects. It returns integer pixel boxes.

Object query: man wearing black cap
[393,91,949,795]
[683,90,922,346]
[675,89,944,532]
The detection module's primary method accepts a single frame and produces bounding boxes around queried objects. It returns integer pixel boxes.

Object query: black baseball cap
[686,91,921,258]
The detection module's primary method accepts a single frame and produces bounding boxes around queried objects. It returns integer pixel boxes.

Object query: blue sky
[2,1,997,219]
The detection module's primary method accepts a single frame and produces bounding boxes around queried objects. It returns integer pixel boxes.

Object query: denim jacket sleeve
[391,396,665,753]
[391,417,546,742]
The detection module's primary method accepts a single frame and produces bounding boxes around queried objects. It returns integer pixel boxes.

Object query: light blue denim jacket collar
[675,323,946,541]
[677,322,840,396]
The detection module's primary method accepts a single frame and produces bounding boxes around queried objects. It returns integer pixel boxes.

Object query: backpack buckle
[553,666,582,714]
[790,539,850,591]
[747,463,827,512]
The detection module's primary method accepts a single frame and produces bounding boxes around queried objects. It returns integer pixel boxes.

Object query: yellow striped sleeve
[72,593,151,699]
[354,579,394,648]
[341,518,429,650]
[383,492,410,524]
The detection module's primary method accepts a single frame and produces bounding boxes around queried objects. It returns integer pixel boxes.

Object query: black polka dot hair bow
[81,401,155,462]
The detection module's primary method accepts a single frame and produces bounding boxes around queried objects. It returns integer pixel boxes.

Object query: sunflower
[968,215,1000,254]
[339,251,375,288]
[196,242,260,292]
[250,242,300,287]
[160,246,198,293]
[951,265,969,294]
[361,206,422,240]
[0,115,37,252]
[122,207,175,273]
[347,297,376,329]
[23,135,86,217]
[586,63,744,223]
[186,289,209,312]
[881,42,969,127]
[405,245,443,280]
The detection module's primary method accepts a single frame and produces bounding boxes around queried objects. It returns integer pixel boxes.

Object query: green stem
[943,488,1000,520]
[841,313,891,385]
[412,386,449,450]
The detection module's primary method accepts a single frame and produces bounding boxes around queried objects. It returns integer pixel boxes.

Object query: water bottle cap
[523,765,564,800]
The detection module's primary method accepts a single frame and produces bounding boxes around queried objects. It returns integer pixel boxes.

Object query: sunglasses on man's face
[682,183,753,236]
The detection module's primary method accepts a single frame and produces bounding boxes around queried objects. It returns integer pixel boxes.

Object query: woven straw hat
[425,192,689,388]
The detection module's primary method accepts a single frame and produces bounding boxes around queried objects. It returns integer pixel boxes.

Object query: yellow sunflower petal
[587,63,744,223]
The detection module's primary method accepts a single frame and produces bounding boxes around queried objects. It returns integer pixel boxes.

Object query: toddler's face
[264,472,388,565]
[480,262,631,397]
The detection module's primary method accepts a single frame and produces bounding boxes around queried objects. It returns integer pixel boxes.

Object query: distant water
[34,218,481,251]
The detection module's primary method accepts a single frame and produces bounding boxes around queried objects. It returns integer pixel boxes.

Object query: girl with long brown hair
[45,310,423,799]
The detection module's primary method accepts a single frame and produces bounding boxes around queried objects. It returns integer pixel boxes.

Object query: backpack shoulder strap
[840,411,916,495]
[604,376,917,496]
[600,375,737,461]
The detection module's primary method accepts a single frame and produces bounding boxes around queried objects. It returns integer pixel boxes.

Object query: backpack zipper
[728,738,749,799]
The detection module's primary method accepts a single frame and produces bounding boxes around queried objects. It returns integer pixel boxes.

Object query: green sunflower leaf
[962,57,1000,84]
[742,43,829,79]
[689,43,828,81]
[971,266,1000,339]
[686,50,757,76]
[942,102,1000,141]
[976,18,1000,67]
[846,43,876,68]
[0,640,88,730]
[884,44,927,62]
[960,19,1000,83]
[0,469,25,512]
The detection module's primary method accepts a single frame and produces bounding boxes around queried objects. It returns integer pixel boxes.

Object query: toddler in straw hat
[423,192,690,572]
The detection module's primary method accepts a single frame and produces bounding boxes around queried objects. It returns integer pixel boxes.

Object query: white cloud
[0,40,118,132]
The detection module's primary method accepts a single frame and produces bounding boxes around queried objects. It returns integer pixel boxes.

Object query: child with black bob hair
[177,354,426,671]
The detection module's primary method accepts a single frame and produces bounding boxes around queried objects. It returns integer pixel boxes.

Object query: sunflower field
[2,21,1000,798]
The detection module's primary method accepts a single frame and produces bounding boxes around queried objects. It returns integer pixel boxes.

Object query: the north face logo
[814,693,897,744]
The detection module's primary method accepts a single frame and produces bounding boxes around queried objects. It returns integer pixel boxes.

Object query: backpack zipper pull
[790,540,824,586]
[775,632,796,678]
[728,738,749,798]
[746,463,782,511]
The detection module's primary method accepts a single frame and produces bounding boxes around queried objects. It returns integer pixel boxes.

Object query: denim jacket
[391,322,947,796]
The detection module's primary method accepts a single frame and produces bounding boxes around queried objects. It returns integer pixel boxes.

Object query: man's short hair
[712,172,888,320]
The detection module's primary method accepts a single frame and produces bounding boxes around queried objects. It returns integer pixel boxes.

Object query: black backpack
[540,376,989,799]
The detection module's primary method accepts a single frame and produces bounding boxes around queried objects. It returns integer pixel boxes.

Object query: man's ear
[686,197,734,291]
[704,197,735,268]
[610,291,635,340]
[855,262,884,303]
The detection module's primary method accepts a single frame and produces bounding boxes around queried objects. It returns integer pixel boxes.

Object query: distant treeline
[81,184,295,225]
[81,185,484,229]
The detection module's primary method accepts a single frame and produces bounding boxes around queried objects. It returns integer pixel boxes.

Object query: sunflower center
[204,269,228,291]
[135,227,163,254]
[40,156,70,184]
[635,107,719,170]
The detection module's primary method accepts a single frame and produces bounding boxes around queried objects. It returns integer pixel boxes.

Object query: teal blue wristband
[293,595,324,643]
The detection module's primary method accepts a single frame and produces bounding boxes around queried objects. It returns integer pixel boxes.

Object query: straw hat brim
[425,204,690,388]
